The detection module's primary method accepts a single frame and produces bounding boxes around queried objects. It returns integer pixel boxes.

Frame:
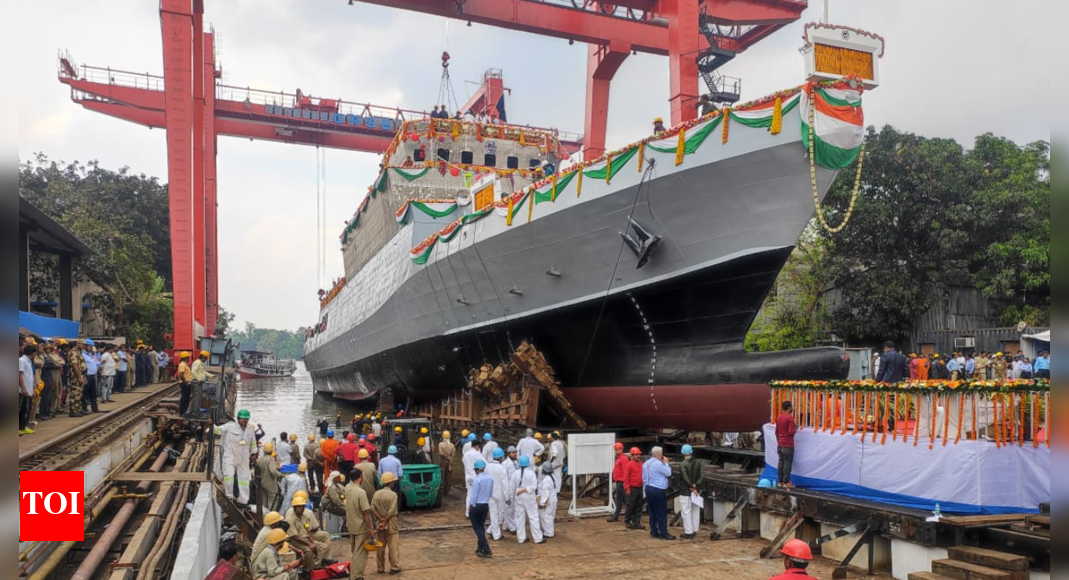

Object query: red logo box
[20,471,85,541]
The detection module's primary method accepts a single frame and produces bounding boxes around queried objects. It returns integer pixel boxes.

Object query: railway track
[18,383,181,472]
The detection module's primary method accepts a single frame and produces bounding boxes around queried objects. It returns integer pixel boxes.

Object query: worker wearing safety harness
[220,409,256,505]
[769,539,819,580]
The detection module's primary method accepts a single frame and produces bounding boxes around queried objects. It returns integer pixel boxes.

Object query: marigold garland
[770,96,784,135]
[722,108,731,144]
[675,127,686,166]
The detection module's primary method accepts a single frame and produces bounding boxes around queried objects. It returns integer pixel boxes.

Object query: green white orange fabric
[409,206,495,263]
[647,116,722,154]
[800,86,864,170]
[395,200,458,224]
[582,147,638,183]
[729,92,801,128]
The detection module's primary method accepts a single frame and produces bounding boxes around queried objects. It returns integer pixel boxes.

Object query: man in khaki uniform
[437,430,456,495]
[345,469,376,580]
[355,449,378,500]
[284,496,332,570]
[252,511,286,563]
[372,472,402,574]
[253,528,300,580]
[256,442,283,512]
[303,434,323,493]
[67,342,87,417]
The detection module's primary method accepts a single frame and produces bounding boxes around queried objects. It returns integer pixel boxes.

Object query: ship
[237,350,297,379]
[304,25,884,432]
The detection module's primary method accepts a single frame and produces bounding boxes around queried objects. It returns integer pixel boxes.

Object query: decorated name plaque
[802,23,885,88]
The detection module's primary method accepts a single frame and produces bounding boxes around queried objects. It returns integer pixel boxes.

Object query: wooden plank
[909,573,959,580]
[947,547,1029,572]
[939,514,1033,526]
[932,559,1025,580]
[1024,515,1049,528]
[760,511,805,558]
[112,471,210,482]
[1009,523,1049,538]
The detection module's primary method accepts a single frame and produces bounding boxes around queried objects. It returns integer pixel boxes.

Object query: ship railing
[214,84,429,121]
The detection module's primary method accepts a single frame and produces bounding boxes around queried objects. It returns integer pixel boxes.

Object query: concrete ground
[327,488,881,580]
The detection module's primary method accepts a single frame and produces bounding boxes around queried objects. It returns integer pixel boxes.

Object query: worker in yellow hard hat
[176,352,193,415]
[256,442,283,512]
[252,511,287,563]
[355,448,377,499]
[652,117,666,134]
[188,350,213,418]
[438,430,457,496]
[252,527,302,578]
[534,432,544,441]
[371,471,402,574]
[285,492,333,570]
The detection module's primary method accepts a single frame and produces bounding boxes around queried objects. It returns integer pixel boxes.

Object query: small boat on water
[237,350,297,379]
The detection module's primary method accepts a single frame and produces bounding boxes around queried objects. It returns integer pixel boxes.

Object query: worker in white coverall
[481,432,499,463]
[462,439,484,518]
[220,409,257,504]
[548,431,567,494]
[485,447,509,541]
[504,446,519,533]
[516,428,545,464]
[537,462,558,538]
[511,455,544,544]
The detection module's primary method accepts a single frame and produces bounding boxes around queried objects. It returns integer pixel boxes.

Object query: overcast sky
[18,0,1049,331]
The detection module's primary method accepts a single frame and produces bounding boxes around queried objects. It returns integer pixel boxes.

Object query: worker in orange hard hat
[769,539,818,580]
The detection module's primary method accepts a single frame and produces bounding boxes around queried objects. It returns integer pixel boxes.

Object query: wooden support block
[760,512,805,559]
[909,573,959,580]
[948,546,1030,572]
[932,559,1026,580]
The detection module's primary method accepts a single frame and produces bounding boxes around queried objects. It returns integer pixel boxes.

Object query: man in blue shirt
[81,340,100,414]
[964,355,975,379]
[469,460,494,558]
[1034,351,1050,379]
[946,353,962,381]
[642,446,675,541]
[378,446,403,491]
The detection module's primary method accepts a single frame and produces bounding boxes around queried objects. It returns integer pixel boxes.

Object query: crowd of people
[428,104,502,124]
[17,333,172,436]
[875,342,1050,382]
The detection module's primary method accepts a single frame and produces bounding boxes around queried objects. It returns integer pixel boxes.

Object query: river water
[234,361,369,442]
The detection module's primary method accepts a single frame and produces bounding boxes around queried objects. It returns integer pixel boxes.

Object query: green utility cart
[397,463,443,509]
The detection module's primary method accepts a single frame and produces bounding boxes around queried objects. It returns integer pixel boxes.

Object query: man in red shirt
[607,442,628,523]
[769,539,819,580]
[365,434,378,467]
[776,401,798,488]
[623,448,646,531]
[338,433,359,478]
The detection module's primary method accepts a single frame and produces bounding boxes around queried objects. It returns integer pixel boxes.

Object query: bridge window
[529,158,541,169]
[460,151,474,165]
[414,147,426,163]
[437,148,451,163]
[483,153,497,167]
[506,156,519,169]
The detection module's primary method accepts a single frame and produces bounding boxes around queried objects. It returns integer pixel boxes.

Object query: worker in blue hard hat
[482,432,499,464]
[511,455,544,544]
[469,459,494,558]
[378,445,403,491]
[484,447,509,541]
[678,444,703,539]
[220,409,256,505]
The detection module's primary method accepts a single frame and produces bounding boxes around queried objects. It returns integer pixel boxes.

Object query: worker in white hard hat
[284,494,334,569]
[548,431,567,494]
[516,428,545,465]
[321,471,347,540]
[253,527,301,580]
[220,409,256,505]
[537,461,558,539]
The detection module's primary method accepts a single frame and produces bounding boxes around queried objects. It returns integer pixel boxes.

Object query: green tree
[746,230,828,352]
[813,126,1049,344]
[20,154,174,343]
[216,305,236,336]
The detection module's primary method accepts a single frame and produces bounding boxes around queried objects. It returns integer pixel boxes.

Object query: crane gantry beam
[351,0,808,157]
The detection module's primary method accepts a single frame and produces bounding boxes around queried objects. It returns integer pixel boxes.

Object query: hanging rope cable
[574,163,656,388]
[315,145,322,289]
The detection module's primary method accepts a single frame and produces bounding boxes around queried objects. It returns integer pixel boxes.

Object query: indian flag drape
[392,167,430,181]
[395,200,459,225]
[647,115,722,155]
[582,146,639,183]
[410,205,496,263]
[730,92,801,129]
[534,170,578,204]
[800,85,864,170]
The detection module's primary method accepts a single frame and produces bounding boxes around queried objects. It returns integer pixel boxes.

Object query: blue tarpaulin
[18,311,80,339]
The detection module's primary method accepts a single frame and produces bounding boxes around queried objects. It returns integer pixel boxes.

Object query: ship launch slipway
[303,43,880,431]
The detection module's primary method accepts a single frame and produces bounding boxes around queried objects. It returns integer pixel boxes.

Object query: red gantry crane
[59,0,803,352]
